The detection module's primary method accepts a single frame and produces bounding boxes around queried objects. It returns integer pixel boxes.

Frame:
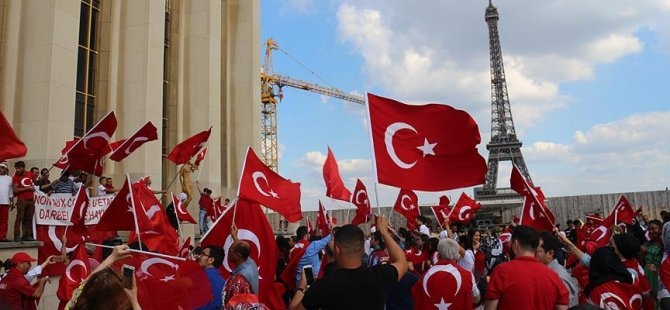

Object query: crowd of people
[1,158,669,309]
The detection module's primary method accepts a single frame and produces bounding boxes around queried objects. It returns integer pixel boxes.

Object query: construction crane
[260,38,365,172]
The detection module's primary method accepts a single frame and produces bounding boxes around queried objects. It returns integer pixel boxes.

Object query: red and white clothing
[0,174,12,240]
[622,258,651,293]
[405,247,427,274]
[587,281,642,310]
[0,268,38,310]
[12,172,34,201]
[486,256,569,310]
[412,260,478,310]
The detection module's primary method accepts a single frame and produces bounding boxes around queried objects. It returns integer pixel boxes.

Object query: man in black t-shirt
[288,215,408,310]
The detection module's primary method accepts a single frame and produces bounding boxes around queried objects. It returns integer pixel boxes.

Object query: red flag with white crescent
[351,179,372,225]
[449,192,480,223]
[367,93,487,191]
[54,111,117,176]
[238,147,302,222]
[56,242,91,302]
[194,147,208,166]
[128,182,179,255]
[200,199,281,307]
[602,195,636,227]
[166,127,211,165]
[109,121,158,162]
[511,165,556,230]
[430,196,451,229]
[178,237,192,258]
[35,225,85,276]
[96,175,152,232]
[393,189,419,230]
[172,192,197,224]
[316,201,331,237]
[411,260,477,310]
[306,216,314,235]
[69,186,90,237]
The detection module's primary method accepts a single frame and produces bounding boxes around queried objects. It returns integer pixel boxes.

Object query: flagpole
[373,183,382,215]
[86,243,187,261]
[63,186,84,238]
[232,197,239,224]
[127,174,143,249]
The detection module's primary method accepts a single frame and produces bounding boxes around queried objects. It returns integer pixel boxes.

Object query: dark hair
[372,231,385,250]
[99,176,106,184]
[649,219,663,228]
[204,245,224,268]
[60,170,71,181]
[203,188,212,195]
[40,168,49,175]
[235,241,251,260]
[511,225,539,251]
[612,232,640,260]
[296,226,308,240]
[539,231,560,255]
[128,241,148,252]
[334,224,364,254]
[584,247,632,295]
[30,166,39,172]
[71,268,133,310]
[14,161,25,168]
[459,234,473,251]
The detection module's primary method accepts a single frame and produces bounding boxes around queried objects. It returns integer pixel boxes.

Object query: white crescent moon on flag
[222,229,262,272]
[629,294,642,308]
[140,257,178,277]
[592,226,608,242]
[384,122,418,169]
[599,292,626,309]
[21,178,32,187]
[252,171,271,197]
[123,136,149,155]
[529,202,537,220]
[176,201,189,216]
[81,132,111,150]
[57,155,69,165]
[144,205,161,219]
[400,195,414,211]
[49,226,78,252]
[355,190,367,205]
[65,259,88,282]
[458,206,472,221]
[422,264,462,297]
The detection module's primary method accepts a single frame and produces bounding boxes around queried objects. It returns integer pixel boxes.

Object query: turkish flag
[69,186,90,237]
[127,253,212,310]
[55,111,117,176]
[588,224,613,248]
[237,147,302,222]
[511,165,556,229]
[351,179,372,225]
[171,192,197,224]
[393,189,420,230]
[128,182,179,255]
[450,192,480,223]
[167,127,211,165]
[0,111,28,160]
[305,216,314,235]
[602,195,636,227]
[367,93,487,191]
[430,196,451,229]
[178,237,192,258]
[96,175,152,232]
[280,239,310,291]
[35,225,85,276]
[316,201,331,237]
[585,213,604,225]
[194,147,208,166]
[411,261,476,310]
[56,242,91,302]
[200,198,280,306]
[323,146,352,202]
[109,121,158,162]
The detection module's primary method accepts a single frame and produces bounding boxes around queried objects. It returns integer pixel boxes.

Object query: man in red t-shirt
[11,161,36,242]
[0,252,49,310]
[195,181,213,235]
[485,225,569,310]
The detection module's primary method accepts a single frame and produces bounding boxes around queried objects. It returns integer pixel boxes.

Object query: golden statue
[179,161,197,206]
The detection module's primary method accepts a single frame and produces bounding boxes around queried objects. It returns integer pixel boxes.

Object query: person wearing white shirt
[0,162,13,242]
[417,216,430,236]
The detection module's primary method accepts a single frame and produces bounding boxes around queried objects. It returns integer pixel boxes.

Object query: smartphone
[52,256,64,263]
[303,265,315,286]
[122,264,135,289]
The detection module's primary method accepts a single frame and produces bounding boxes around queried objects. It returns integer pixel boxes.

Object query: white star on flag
[434,297,451,310]
[417,138,437,157]
[269,190,279,199]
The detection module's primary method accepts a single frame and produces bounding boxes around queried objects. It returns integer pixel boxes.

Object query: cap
[0,161,7,168]
[11,252,37,265]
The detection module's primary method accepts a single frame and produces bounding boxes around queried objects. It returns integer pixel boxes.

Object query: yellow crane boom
[260,38,365,172]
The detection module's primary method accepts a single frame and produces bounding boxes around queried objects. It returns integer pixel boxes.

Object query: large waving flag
[602,195,635,227]
[109,121,158,162]
[167,127,211,165]
[367,93,487,191]
[351,179,372,225]
[96,175,152,232]
[56,243,90,304]
[511,165,556,231]
[393,189,420,230]
[449,192,480,223]
[0,111,28,159]
[238,147,302,222]
[200,199,281,307]
[323,146,352,202]
[128,181,179,255]
[171,192,197,224]
[55,111,117,176]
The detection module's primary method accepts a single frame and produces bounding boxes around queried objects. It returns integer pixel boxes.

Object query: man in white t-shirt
[417,216,430,236]
[0,162,14,242]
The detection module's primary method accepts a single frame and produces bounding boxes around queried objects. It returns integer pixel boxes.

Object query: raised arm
[376,215,408,281]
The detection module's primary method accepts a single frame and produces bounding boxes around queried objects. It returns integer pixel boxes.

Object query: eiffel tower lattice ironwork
[475,0,533,201]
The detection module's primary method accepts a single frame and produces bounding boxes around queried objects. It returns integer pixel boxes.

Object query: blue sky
[261,0,670,211]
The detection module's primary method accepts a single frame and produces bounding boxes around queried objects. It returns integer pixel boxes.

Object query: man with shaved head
[227,224,259,294]
[412,238,480,309]
[289,215,408,310]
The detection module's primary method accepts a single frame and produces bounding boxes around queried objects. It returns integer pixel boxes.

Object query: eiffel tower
[475,1,533,205]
